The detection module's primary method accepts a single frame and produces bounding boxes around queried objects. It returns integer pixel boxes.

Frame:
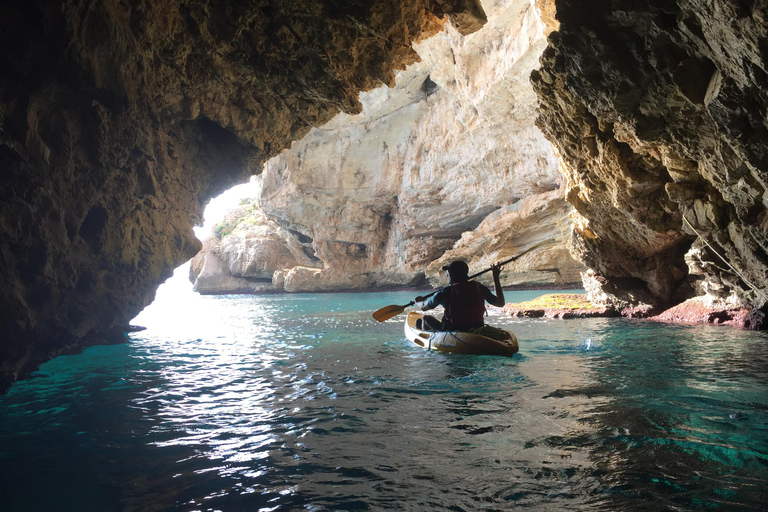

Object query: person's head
[442,260,469,283]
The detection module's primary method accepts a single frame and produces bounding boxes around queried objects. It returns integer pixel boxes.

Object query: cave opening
[4,0,768,509]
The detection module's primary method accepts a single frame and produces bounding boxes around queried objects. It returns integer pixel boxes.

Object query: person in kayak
[415,260,505,331]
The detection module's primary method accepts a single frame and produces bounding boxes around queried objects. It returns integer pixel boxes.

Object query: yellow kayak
[404,311,519,356]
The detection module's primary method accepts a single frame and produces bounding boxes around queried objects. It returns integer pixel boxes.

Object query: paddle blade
[372,304,408,322]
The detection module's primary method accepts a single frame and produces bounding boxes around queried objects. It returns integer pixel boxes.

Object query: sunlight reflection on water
[1,266,767,511]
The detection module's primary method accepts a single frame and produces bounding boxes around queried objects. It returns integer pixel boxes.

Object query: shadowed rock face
[532,0,768,318]
[0,0,486,392]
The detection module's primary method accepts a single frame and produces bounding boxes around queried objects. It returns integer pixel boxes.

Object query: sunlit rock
[255,0,582,292]
[189,198,322,294]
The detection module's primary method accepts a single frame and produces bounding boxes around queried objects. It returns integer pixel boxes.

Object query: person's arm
[486,262,505,307]
[415,289,446,311]
[414,294,434,311]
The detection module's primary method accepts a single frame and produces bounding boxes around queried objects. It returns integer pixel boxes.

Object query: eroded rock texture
[189,191,322,294]
[0,0,486,392]
[532,0,768,321]
[253,0,584,292]
[427,189,584,289]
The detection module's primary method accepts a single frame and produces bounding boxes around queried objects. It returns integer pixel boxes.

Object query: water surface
[1,273,767,511]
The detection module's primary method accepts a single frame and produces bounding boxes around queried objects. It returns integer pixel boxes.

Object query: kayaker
[415,260,505,331]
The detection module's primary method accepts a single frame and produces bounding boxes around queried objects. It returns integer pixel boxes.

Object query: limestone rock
[0,0,487,392]
[190,238,275,295]
[532,0,768,318]
[426,189,585,289]
[190,198,322,294]
[258,0,581,292]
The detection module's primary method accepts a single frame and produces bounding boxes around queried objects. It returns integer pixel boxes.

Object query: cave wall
[532,0,768,316]
[0,0,486,392]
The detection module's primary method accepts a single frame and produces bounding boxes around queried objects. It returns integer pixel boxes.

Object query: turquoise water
[1,271,768,511]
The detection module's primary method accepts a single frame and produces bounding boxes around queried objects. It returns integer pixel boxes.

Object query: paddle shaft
[372,244,541,322]
[415,253,525,303]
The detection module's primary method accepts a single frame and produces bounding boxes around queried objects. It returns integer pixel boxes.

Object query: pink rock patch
[652,297,765,330]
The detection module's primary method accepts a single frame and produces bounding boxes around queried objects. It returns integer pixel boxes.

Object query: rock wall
[256,0,585,292]
[532,0,768,319]
[427,188,583,289]
[0,0,487,392]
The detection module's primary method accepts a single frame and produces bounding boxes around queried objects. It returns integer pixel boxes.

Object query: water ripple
[1,291,767,511]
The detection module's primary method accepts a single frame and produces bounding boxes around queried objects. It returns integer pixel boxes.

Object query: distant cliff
[189,197,324,294]
[191,0,586,293]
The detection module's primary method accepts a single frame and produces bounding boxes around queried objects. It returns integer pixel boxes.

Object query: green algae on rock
[503,293,617,319]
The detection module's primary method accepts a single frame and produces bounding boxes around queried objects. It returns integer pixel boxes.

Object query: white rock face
[192,0,584,293]
[427,189,584,289]
[189,199,322,294]
[256,0,584,291]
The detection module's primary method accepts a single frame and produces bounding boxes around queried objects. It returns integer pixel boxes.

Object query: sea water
[1,268,768,511]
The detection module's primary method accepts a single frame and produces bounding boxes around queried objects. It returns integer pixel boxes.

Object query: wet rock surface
[652,295,765,329]
[0,0,486,392]
[532,0,768,320]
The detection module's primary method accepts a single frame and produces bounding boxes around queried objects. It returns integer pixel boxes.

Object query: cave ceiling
[0,0,486,392]
[1,0,767,392]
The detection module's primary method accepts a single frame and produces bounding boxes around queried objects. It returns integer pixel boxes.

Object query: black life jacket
[444,281,486,329]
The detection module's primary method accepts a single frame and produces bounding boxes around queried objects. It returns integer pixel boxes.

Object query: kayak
[404,311,519,356]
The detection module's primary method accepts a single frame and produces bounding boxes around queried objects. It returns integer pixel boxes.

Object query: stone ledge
[503,293,617,319]
[651,297,765,330]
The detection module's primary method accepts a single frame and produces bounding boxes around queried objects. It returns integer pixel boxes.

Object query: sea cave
[1,0,768,510]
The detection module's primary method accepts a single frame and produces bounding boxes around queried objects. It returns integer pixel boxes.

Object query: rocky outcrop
[257,0,585,292]
[189,197,321,294]
[504,293,616,319]
[426,189,583,288]
[532,0,768,324]
[0,0,487,392]
[652,295,764,329]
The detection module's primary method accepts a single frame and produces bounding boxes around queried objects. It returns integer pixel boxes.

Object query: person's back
[415,260,506,331]
[443,280,486,330]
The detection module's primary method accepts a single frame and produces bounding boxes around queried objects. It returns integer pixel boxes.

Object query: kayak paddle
[371,302,416,322]
[371,244,543,322]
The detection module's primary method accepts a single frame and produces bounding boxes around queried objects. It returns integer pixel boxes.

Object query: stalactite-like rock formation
[0,0,487,392]
[532,0,768,322]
